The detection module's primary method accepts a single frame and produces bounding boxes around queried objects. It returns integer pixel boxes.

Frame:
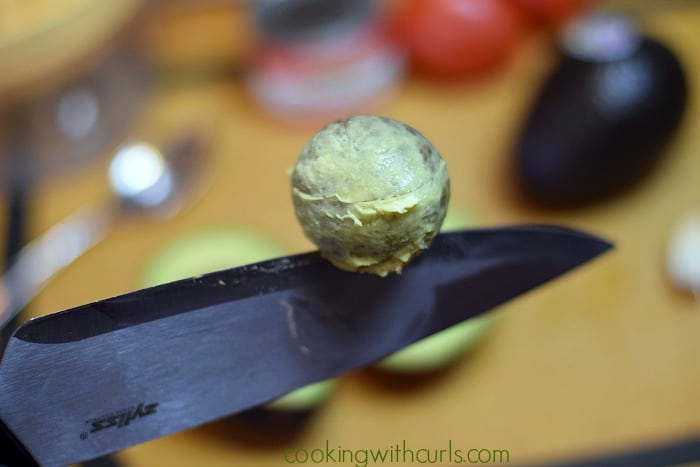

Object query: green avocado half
[377,205,496,373]
[140,227,337,411]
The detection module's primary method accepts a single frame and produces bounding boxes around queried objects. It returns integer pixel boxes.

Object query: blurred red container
[246,0,404,124]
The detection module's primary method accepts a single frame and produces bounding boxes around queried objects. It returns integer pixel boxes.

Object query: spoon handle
[0,204,113,329]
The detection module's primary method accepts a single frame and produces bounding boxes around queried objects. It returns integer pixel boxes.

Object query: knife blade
[0,225,612,467]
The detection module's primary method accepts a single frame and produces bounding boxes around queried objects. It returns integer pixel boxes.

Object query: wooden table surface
[2,3,699,466]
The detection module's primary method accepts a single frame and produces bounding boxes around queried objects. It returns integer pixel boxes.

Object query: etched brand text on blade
[86,402,159,435]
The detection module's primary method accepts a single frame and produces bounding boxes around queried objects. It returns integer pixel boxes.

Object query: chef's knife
[0,225,612,467]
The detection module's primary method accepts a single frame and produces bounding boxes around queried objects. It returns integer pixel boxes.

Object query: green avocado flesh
[265,379,338,412]
[140,228,289,287]
[140,228,336,411]
[377,313,495,373]
[378,205,495,373]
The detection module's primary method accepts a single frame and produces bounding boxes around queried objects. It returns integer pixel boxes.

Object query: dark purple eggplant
[514,14,688,207]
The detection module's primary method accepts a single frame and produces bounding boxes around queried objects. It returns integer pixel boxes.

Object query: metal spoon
[0,132,207,329]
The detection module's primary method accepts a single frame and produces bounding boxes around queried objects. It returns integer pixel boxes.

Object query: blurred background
[1,0,699,466]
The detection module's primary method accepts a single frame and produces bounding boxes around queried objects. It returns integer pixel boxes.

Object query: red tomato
[511,0,595,29]
[389,0,524,79]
